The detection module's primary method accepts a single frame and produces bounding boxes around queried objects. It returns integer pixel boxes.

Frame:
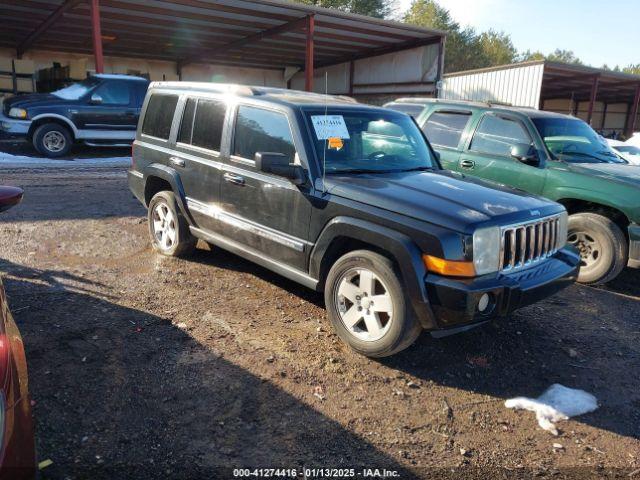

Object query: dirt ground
[0,157,639,479]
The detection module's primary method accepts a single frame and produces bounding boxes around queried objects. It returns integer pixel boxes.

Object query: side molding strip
[186,197,310,253]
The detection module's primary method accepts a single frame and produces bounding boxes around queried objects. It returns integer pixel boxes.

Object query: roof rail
[149,81,256,96]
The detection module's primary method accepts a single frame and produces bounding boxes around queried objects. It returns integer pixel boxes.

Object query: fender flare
[143,163,194,224]
[310,216,436,329]
[30,114,79,138]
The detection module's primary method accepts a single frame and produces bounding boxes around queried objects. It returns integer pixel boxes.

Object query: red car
[0,187,36,479]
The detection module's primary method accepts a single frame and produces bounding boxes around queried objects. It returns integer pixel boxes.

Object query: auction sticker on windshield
[311,115,350,140]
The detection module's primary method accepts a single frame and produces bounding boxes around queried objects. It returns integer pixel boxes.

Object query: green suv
[408,99,640,284]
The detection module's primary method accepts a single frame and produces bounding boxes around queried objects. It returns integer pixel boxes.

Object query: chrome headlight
[8,108,27,119]
[557,212,568,248]
[473,226,501,275]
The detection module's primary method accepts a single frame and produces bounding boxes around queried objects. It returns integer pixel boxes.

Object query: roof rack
[148,81,358,103]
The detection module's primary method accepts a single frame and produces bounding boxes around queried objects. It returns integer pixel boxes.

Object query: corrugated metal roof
[443,61,640,106]
[0,0,445,70]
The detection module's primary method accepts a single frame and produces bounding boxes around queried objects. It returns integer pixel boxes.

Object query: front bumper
[0,112,31,136]
[628,223,640,269]
[425,247,580,329]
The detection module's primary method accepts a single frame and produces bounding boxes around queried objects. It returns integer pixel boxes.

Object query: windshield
[532,117,626,164]
[52,78,100,100]
[304,109,436,174]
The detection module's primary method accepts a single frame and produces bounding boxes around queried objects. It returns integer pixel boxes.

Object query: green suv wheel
[567,212,628,285]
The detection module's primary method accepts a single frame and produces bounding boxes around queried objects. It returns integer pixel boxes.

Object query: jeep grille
[500,215,564,272]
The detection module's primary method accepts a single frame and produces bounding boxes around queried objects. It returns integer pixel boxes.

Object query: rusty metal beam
[90,0,104,73]
[16,0,84,57]
[626,83,640,137]
[587,75,600,125]
[305,15,315,92]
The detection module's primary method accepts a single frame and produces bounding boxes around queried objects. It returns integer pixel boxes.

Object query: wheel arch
[557,198,630,235]
[310,217,436,329]
[143,164,193,224]
[28,114,78,140]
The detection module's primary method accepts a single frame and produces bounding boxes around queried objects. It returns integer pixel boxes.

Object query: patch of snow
[505,384,598,435]
[0,151,130,169]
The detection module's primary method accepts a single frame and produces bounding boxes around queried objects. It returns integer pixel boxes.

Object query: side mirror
[255,152,305,185]
[0,186,23,213]
[510,143,538,165]
[90,93,103,104]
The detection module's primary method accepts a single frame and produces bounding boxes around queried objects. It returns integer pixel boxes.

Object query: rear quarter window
[422,111,471,148]
[141,93,179,140]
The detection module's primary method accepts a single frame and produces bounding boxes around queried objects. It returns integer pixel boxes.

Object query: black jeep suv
[128,82,580,357]
[1,74,149,157]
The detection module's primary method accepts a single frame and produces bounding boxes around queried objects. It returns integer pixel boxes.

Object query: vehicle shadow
[1,261,416,479]
[596,267,640,298]
[185,245,640,441]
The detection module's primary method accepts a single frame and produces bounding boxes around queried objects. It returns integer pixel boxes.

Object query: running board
[190,226,319,290]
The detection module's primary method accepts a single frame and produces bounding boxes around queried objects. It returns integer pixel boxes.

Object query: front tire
[32,123,73,158]
[324,250,422,357]
[567,212,628,284]
[148,191,196,257]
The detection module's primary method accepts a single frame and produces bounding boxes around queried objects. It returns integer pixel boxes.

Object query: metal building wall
[441,63,545,108]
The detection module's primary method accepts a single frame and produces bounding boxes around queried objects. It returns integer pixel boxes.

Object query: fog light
[478,293,491,313]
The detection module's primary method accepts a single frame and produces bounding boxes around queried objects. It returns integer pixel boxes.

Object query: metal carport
[0,0,445,94]
[441,61,640,137]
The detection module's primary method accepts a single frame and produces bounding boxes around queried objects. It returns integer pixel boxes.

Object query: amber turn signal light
[423,255,476,277]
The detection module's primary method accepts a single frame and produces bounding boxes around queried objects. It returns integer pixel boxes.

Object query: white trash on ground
[505,384,598,435]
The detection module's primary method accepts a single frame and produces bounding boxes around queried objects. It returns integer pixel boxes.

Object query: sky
[397,0,639,68]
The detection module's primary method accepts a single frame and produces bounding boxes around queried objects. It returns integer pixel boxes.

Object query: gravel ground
[0,159,639,479]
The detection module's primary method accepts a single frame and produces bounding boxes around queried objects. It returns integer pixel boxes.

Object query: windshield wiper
[401,166,434,172]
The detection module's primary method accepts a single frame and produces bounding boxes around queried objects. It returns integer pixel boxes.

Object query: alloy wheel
[334,268,393,342]
[152,202,177,251]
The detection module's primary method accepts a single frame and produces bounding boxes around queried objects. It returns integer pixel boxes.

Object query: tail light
[131,142,136,169]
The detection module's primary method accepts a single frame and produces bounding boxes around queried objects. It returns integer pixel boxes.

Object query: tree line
[294,0,638,75]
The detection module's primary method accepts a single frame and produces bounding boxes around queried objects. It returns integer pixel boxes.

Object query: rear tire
[567,212,628,284]
[32,123,73,158]
[148,191,196,257]
[324,250,422,357]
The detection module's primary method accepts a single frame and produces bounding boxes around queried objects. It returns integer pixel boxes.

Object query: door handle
[170,156,186,168]
[223,172,245,186]
[460,159,475,169]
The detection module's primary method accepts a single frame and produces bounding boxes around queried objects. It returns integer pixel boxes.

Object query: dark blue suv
[1,74,149,157]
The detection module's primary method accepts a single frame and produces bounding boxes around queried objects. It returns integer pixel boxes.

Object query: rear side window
[177,98,197,144]
[233,106,295,163]
[141,94,179,140]
[470,114,531,156]
[192,99,226,151]
[178,98,226,151]
[422,111,471,148]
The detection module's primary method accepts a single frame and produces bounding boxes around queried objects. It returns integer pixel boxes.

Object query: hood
[3,93,73,114]
[564,162,640,187]
[325,170,562,234]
